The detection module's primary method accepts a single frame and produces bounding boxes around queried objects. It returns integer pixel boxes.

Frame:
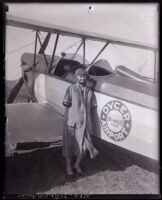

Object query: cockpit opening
[88,66,113,76]
[54,59,83,77]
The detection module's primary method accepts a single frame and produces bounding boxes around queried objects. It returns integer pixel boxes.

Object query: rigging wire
[6,41,35,56]
[6,30,34,43]
[138,52,153,71]
[63,39,82,52]
[86,40,116,65]
[111,43,139,69]
[111,44,154,80]
[82,40,140,70]
[87,40,151,73]
[86,40,104,48]
[6,35,81,59]
[56,39,82,56]
[38,33,82,57]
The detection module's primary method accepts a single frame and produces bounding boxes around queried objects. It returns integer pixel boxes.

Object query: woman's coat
[62,82,98,158]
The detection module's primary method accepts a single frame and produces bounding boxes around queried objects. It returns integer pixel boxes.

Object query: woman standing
[62,67,99,176]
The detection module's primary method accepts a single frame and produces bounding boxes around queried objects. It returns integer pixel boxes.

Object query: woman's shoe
[66,168,73,176]
[74,165,82,174]
[91,149,99,159]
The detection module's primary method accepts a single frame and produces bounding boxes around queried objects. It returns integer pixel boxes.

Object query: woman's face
[77,75,87,85]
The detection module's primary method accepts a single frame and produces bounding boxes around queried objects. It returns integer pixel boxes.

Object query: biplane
[5,14,159,160]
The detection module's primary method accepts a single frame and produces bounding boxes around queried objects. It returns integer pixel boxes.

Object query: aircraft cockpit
[88,66,113,76]
[53,58,82,78]
[87,59,114,77]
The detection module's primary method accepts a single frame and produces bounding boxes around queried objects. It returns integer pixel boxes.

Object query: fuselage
[34,72,159,160]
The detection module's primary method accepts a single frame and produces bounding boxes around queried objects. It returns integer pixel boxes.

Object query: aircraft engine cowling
[20,53,59,101]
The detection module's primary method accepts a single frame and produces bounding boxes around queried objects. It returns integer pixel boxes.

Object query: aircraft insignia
[100,100,131,141]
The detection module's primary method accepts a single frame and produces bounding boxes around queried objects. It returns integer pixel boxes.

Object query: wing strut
[37,32,49,69]
[71,40,84,60]
[49,33,59,72]
[86,41,110,71]
[38,33,51,54]
[30,30,38,101]
[33,30,38,68]
[83,38,86,65]
[154,51,157,83]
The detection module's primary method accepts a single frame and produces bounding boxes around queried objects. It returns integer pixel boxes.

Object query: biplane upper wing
[6,102,64,154]
[6,14,158,51]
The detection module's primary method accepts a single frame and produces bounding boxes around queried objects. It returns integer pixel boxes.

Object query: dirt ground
[4,140,159,195]
[4,81,160,195]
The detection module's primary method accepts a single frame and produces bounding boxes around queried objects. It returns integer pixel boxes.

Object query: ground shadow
[4,138,159,194]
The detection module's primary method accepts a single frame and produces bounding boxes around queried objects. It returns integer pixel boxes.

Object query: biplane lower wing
[6,102,64,155]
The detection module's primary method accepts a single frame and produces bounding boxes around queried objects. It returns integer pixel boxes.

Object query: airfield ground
[4,81,160,195]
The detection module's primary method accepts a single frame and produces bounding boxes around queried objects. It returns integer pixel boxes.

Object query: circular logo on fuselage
[100,100,131,141]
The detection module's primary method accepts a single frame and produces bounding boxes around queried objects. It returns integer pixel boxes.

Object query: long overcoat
[62,82,98,158]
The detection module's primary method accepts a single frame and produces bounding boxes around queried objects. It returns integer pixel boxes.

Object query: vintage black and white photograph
[4,3,159,196]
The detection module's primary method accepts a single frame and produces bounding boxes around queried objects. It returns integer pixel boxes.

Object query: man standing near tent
[62,67,99,176]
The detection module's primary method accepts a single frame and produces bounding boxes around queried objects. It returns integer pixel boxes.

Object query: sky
[5,3,159,80]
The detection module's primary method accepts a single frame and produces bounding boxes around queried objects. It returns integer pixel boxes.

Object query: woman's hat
[74,68,89,77]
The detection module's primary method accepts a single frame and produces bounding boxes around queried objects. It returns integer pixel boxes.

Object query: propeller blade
[7,77,24,103]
